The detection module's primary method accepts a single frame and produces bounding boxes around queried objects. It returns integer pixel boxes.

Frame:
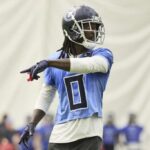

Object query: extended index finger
[20,68,31,74]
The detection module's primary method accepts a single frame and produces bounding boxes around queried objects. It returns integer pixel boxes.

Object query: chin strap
[82,41,97,49]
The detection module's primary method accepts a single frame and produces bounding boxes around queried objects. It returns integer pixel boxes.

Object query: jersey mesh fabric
[44,48,113,124]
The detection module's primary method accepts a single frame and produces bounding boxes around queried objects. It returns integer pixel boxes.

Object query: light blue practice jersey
[44,48,113,124]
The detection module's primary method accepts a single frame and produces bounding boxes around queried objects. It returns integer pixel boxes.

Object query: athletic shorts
[48,136,102,150]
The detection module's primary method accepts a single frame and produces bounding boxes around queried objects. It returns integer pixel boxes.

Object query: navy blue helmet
[62,5,105,49]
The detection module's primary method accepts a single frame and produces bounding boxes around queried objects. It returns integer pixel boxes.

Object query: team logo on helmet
[64,8,76,22]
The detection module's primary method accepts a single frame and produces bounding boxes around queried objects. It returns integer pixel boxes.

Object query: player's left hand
[20,60,49,81]
[19,123,35,148]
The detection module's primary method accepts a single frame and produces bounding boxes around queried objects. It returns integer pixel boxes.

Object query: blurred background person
[102,113,119,150]
[11,132,21,150]
[0,114,16,150]
[119,113,144,150]
[0,138,15,150]
[32,132,42,150]
[0,114,15,142]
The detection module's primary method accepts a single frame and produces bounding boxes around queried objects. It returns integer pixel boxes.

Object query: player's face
[82,23,98,41]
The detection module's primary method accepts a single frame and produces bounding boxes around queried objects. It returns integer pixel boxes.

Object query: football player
[119,114,143,150]
[19,5,113,150]
[103,114,119,150]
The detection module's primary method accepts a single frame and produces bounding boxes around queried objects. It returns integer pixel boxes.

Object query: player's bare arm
[18,109,45,148]
[47,59,70,71]
[20,56,109,81]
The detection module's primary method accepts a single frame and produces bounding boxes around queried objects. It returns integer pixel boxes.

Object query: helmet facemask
[64,15,105,49]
